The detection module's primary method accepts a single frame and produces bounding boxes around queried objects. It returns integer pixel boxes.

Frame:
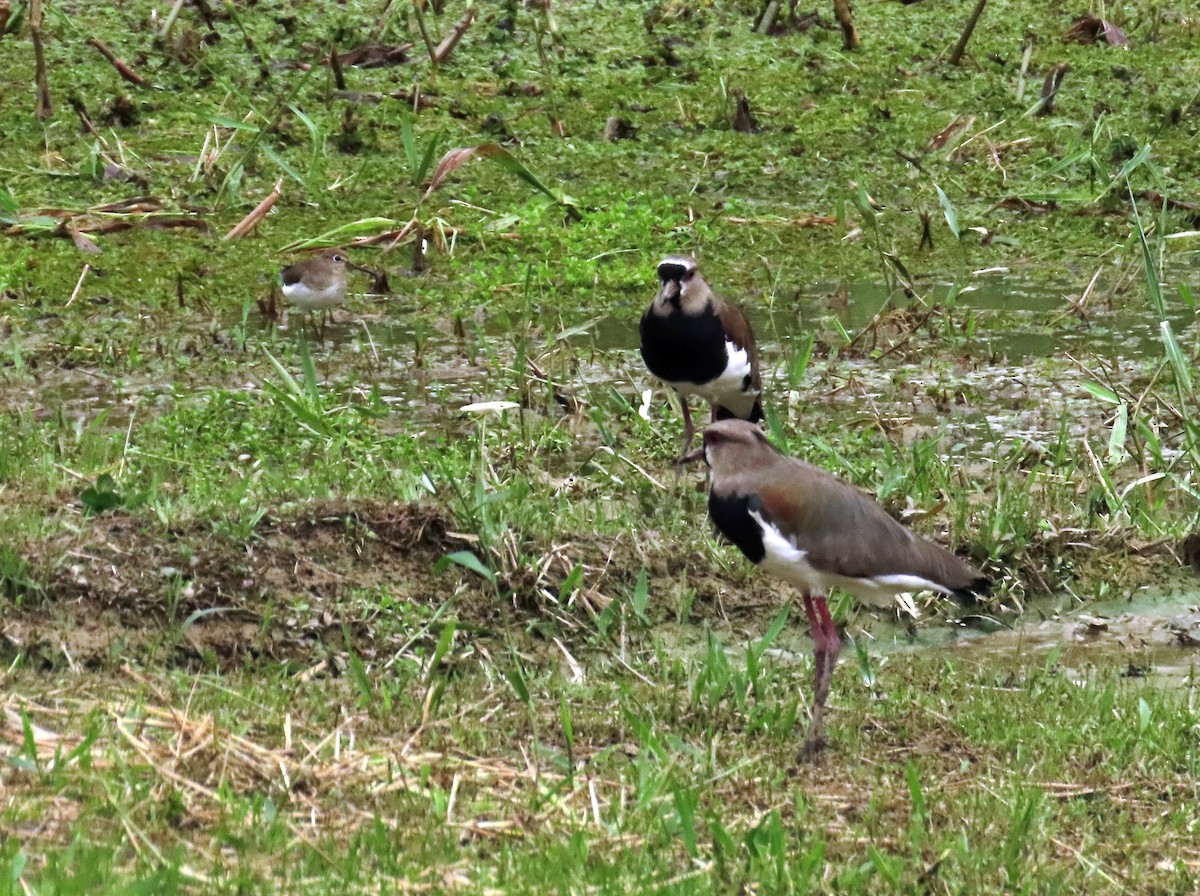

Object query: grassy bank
[2,0,1200,890]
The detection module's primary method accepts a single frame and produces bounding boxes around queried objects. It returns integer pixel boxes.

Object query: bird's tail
[714,398,765,424]
[948,573,991,605]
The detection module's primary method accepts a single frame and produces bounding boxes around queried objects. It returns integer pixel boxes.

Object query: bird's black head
[657,259,694,285]
[656,257,696,305]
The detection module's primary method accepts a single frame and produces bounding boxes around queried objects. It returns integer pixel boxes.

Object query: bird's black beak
[676,446,708,467]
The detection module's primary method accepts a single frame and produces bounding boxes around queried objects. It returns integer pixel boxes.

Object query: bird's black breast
[708,492,766,564]
[639,304,728,386]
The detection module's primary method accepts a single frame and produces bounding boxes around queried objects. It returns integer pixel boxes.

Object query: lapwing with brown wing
[684,419,990,757]
[279,248,371,337]
[640,256,763,458]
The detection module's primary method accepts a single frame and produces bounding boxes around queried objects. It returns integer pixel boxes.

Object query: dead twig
[724,214,837,228]
[89,37,150,87]
[31,0,51,119]
[832,0,859,50]
[1036,64,1069,116]
[949,0,987,65]
[68,96,104,140]
[432,6,475,65]
[66,264,92,306]
[328,41,346,90]
[223,178,283,241]
[755,0,782,34]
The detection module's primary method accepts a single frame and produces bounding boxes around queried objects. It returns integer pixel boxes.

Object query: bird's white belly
[282,282,342,310]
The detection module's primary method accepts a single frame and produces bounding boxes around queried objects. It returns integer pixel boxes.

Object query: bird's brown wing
[755,460,983,592]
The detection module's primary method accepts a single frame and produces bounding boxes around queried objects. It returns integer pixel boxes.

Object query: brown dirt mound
[2,501,485,670]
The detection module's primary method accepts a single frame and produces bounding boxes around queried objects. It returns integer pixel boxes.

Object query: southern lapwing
[280,249,369,336]
[684,419,990,757]
[640,256,763,457]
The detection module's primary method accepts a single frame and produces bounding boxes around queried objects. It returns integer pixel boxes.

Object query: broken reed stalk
[158,0,187,41]
[223,0,270,81]
[30,0,51,119]
[833,0,860,50]
[192,0,218,30]
[223,178,283,240]
[432,6,474,65]
[88,38,150,87]
[68,96,103,139]
[412,3,438,68]
[329,40,346,90]
[949,0,988,65]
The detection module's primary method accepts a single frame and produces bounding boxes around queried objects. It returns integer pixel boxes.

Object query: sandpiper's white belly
[282,282,343,310]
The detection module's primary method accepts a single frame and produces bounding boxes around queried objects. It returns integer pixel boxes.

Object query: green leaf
[560,696,574,754]
[631,568,649,620]
[261,145,306,188]
[81,474,124,516]
[427,621,458,675]
[506,650,531,704]
[1107,403,1128,464]
[855,636,876,689]
[934,183,960,238]
[289,104,323,146]
[208,115,260,131]
[557,563,583,603]
[437,550,495,582]
[1160,320,1193,394]
[1081,381,1120,404]
[906,760,927,841]
[424,144,581,219]
[1138,697,1152,735]
[1097,144,1152,201]
[279,218,403,252]
[0,185,19,218]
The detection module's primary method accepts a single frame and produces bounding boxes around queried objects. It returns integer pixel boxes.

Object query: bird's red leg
[798,593,843,759]
[812,594,843,709]
[678,400,696,457]
[801,593,829,759]
[802,593,826,695]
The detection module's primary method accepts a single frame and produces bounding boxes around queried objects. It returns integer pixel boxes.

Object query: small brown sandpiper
[279,248,371,336]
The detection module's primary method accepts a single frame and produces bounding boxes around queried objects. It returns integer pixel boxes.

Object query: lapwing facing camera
[684,419,990,757]
[279,248,370,336]
[640,256,763,458]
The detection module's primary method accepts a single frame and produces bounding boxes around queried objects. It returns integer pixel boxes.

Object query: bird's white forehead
[659,255,696,270]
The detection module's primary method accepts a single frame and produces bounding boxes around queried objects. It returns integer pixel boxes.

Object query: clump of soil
[2,501,482,670]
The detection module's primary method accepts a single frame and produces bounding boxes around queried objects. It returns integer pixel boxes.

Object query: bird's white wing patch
[872,573,956,596]
[688,341,757,417]
[722,341,752,380]
[748,512,955,608]
[749,510,826,593]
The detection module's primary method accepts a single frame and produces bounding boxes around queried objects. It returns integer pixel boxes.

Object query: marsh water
[13,265,1199,673]
[259,272,1200,672]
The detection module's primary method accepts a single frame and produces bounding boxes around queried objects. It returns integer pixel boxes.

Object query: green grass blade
[934,182,960,238]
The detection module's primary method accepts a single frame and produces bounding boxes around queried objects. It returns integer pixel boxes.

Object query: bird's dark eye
[332,254,345,262]
[681,269,694,282]
[706,432,722,446]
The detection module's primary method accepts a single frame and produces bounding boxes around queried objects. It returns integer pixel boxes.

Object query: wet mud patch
[1,501,486,670]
